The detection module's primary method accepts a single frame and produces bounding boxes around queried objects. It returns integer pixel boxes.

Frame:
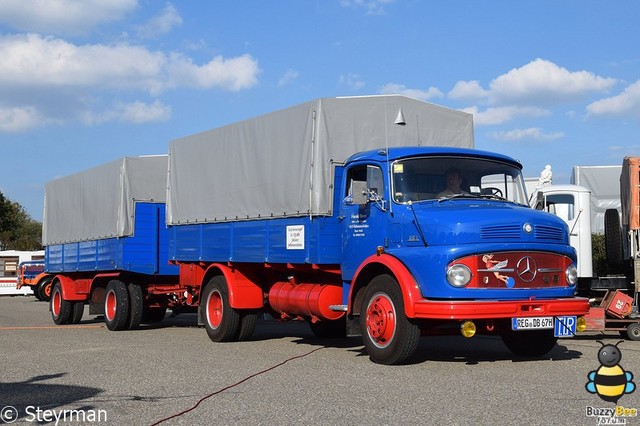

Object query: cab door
[340,163,389,279]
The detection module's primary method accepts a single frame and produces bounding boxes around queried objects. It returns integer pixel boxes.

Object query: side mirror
[351,181,368,205]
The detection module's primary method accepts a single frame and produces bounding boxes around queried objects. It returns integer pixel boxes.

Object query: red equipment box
[600,290,634,319]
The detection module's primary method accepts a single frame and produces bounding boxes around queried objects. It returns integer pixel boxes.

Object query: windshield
[391,156,527,204]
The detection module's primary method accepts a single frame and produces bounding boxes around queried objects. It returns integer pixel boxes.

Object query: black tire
[127,283,144,330]
[70,302,84,324]
[501,329,558,357]
[605,209,623,268]
[104,280,130,331]
[360,274,421,365]
[33,287,44,301]
[38,277,53,302]
[309,316,347,338]
[237,312,258,341]
[626,323,640,341]
[50,281,72,325]
[202,276,241,342]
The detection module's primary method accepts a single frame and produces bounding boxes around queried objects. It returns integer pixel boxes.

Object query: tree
[0,191,43,251]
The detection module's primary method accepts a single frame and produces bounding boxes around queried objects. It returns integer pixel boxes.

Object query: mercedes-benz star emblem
[516,256,537,283]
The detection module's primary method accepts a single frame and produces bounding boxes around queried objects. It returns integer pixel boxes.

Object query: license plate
[512,317,553,330]
[511,316,577,337]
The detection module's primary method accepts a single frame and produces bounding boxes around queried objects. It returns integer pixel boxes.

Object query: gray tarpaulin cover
[167,95,473,225]
[43,156,168,245]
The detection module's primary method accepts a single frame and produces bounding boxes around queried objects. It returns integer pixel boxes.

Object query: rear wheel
[127,283,144,329]
[360,274,420,365]
[51,282,72,325]
[237,312,258,341]
[70,302,84,324]
[202,276,240,342]
[501,329,558,357]
[104,280,130,331]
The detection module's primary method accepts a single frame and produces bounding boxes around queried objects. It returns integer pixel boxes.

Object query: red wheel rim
[105,290,116,321]
[44,283,52,298]
[207,290,223,329]
[52,289,61,317]
[365,292,396,349]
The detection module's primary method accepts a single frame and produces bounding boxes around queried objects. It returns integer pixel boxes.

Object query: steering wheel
[483,187,503,197]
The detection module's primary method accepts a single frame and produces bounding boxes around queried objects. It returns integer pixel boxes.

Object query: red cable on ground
[150,347,324,426]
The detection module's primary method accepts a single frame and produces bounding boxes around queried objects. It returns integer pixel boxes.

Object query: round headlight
[447,264,472,287]
[566,264,578,286]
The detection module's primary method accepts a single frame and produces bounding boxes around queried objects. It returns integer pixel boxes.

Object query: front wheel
[202,276,241,342]
[360,275,420,365]
[38,278,53,302]
[501,329,558,357]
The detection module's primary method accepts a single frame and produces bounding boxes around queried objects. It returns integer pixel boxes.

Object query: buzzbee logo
[586,341,636,403]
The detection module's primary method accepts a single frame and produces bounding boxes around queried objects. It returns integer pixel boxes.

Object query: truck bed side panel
[45,203,178,276]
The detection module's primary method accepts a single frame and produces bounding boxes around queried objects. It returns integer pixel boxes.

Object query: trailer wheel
[501,329,558,357]
[360,274,420,365]
[51,282,72,325]
[104,280,130,331]
[70,302,84,324]
[203,276,240,342]
[38,277,53,302]
[127,283,143,329]
[605,208,623,269]
[238,312,258,341]
[626,323,640,341]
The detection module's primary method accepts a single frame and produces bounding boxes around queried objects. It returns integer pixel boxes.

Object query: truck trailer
[47,96,589,364]
[43,155,179,330]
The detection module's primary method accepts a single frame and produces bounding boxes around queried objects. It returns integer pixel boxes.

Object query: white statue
[537,164,552,188]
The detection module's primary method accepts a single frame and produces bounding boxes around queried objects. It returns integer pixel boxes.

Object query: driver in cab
[437,168,468,198]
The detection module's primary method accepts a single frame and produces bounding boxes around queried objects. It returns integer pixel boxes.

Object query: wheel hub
[366,293,396,348]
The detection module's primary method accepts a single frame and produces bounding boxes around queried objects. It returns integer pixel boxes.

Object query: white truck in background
[529,160,639,340]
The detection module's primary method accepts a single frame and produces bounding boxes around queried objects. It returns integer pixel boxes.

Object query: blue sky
[0,0,638,221]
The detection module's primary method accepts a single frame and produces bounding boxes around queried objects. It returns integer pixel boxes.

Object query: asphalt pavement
[1,295,639,426]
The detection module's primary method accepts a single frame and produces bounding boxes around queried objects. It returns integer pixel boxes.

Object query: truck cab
[337,147,588,363]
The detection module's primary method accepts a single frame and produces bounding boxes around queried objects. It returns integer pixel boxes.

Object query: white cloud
[586,80,640,119]
[278,69,299,87]
[462,106,550,126]
[340,0,396,15]
[340,73,366,90]
[488,58,617,105]
[0,106,46,133]
[0,0,137,35]
[0,34,259,132]
[0,34,259,94]
[379,83,444,101]
[136,3,182,39]
[490,127,564,142]
[448,80,489,101]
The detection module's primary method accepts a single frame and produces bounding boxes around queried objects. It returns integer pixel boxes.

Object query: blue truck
[46,96,589,364]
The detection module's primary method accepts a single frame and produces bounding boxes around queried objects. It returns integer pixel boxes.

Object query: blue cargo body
[46,203,178,276]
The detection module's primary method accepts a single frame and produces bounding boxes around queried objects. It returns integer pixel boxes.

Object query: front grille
[480,225,521,239]
[534,225,564,241]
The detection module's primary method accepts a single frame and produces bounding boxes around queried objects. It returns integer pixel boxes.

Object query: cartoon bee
[586,341,636,403]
